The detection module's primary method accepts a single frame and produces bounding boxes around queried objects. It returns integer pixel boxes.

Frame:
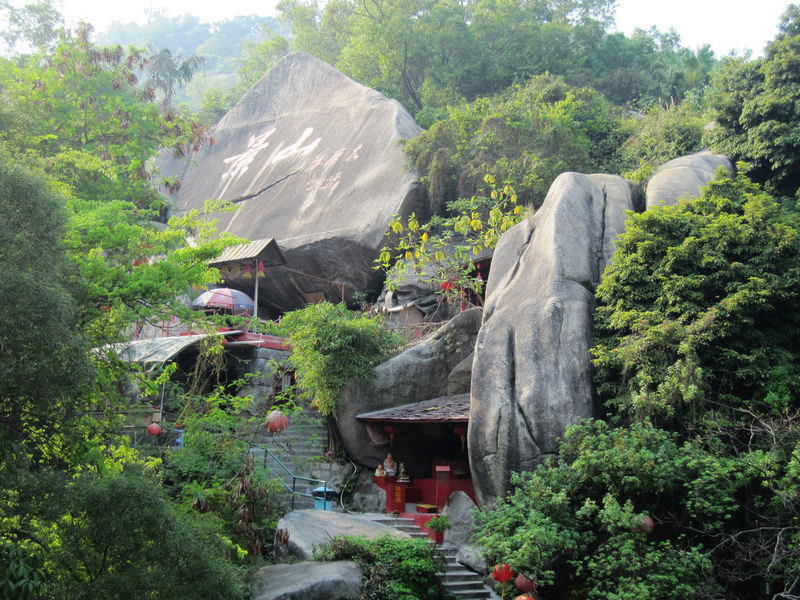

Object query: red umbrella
[192,288,255,316]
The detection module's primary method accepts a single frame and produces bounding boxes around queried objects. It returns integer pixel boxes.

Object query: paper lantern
[454,425,468,452]
[147,422,161,436]
[383,424,401,447]
[492,563,513,583]
[515,573,537,593]
[266,410,289,433]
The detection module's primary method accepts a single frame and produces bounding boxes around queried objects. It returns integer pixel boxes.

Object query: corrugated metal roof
[112,334,212,364]
[356,394,470,424]
[211,238,286,266]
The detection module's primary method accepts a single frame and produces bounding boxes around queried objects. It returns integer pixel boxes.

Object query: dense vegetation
[2,0,800,597]
[315,534,451,599]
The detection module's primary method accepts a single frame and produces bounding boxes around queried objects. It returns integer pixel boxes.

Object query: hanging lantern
[383,424,401,447]
[637,515,655,534]
[515,574,537,593]
[454,425,468,452]
[257,260,265,278]
[266,410,289,433]
[147,422,162,436]
[492,563,514,583]
[242,263,252,279]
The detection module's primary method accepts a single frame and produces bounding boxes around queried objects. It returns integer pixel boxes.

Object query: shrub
[315,534,452,600]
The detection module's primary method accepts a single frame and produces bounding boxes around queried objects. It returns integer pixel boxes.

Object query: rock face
[157,52,427,315]
[336,308,482,473]
[251,561,361,600]
[646,151,732,207]
[468,174,642,505]
[274,509,409,562]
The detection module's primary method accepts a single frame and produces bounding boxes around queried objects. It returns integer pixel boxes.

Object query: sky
[52,0,792,57]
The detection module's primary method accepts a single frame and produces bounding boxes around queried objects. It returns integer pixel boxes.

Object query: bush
[25,467,249,599]
[315,534,452,600]
[280,303,403,416]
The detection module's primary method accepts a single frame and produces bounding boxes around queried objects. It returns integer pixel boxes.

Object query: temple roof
[355,394,470,424]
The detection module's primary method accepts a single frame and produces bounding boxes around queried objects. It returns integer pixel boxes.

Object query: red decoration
[266,410,289,433]
[257,260,265,278]
[637,515,655,534]
[147,422,161,436]
[514,595,535,600]
[492,563,514,583]
[454,425,468,452]
[440,280,454,291]
[383,424,401,447]
[515,574,537,593]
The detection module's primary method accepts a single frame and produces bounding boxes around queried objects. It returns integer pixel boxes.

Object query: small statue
[375,464,386,476]
[398,462,410,482]
[383,453,397,476]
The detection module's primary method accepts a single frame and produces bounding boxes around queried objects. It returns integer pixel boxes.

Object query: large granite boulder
[468,174,641,505]
[251,561,361,600]
[646,150,732,207]
[336,308,482,473]
[156,52,427,315]
[274,509,409,562]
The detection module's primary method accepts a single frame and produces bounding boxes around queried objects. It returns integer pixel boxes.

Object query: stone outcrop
[441,491,485,573]
[646,150,732,207]
[251,561,361,600]
[274,509,409,562]
[468,174,641,505]
[156,52,427,315]
[336,308,482,473]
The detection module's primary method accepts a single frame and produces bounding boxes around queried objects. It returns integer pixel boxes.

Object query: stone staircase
[368,515,496,600]
[249,406,339,510]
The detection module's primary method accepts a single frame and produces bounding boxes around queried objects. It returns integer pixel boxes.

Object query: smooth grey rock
[274,509,408,561]
[336,308,482,473]
[469,173,640,505]
[156,52,427,315]
[446,352,474,395]
[346,471,387,513]
[646,150,732,207]
[442,490,478,548]
[456,544,488,575]
[251,561,361,600]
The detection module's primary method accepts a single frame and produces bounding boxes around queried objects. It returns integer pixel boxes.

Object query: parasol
[191,288,255,316]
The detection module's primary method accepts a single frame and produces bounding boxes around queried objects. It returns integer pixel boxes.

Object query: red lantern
[266,410,289,433]
[383,424,401,447]
[147,422,161,436]
[515,573,537,593]
[514,595,535,600]
[637,515,655,534]
[492,563,514,583]
[453,425,468,452]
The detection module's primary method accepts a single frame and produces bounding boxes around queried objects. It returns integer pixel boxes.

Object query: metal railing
[246,439,330,511]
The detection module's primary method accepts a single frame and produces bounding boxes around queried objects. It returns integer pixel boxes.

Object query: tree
[279,302,402,415]
[0,23,211,209]
[706,5,800,198]
[145,47,205,107]
[475,171,800,599]
[0,147,94,459]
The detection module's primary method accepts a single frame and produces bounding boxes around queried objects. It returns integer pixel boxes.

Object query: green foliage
[376,175,523,297]
[404,74,631,211]
[0,147,94,459]
[621,102,706,183]
[424,514,451,533]
[0,538,47,600]
[314,534,451,600]
[0,23,211,208]
[280,303,403,415]
[25,467,247,599]
[593,169,800,425]
[475,171,800,599]
[705,5,800,198]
